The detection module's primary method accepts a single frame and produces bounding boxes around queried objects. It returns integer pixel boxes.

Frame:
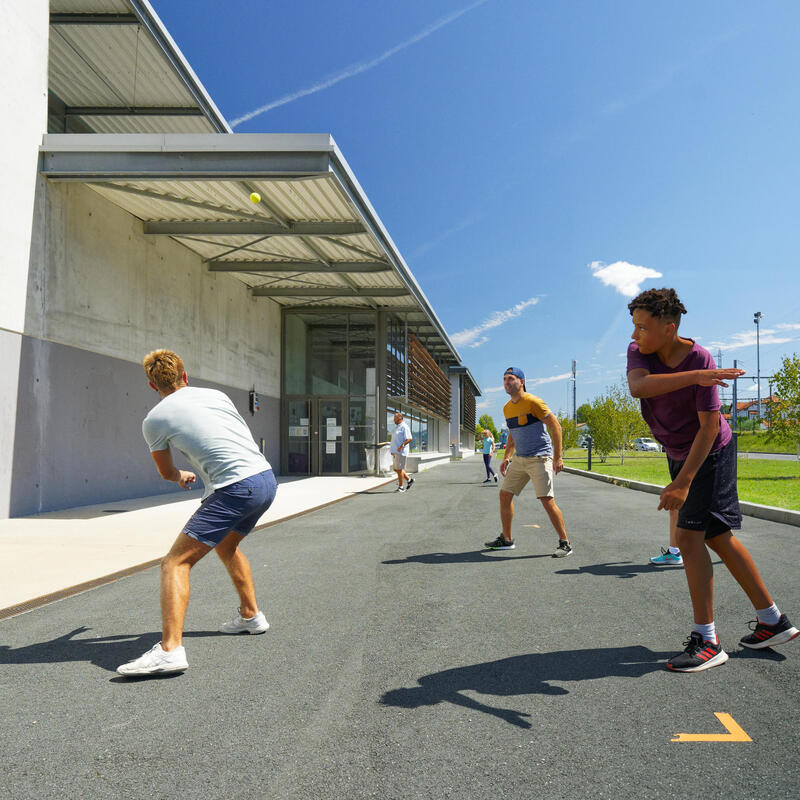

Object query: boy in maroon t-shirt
[627,287,798,672]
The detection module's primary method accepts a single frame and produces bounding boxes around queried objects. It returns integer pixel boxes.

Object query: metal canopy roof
[449,365,482,397]
[40,133,461,362]
[49,0,229,134]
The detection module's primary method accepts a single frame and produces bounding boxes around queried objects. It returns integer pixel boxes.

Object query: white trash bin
[378,445,392,475]
[364,446,376,473]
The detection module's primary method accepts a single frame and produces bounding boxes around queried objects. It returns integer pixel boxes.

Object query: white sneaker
[219,608,270,635]
[117,642,188,676]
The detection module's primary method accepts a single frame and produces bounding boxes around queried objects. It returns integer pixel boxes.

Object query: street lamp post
[572,360,577,424]
[754,312,763,419]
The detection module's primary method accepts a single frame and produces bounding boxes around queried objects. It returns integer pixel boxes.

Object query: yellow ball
[249,192,261,204]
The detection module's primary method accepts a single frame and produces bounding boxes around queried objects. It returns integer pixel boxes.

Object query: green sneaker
[650,548,683,566]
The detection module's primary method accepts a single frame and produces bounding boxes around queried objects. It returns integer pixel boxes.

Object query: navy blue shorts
[183,469,277,547]
[667,440,741,539]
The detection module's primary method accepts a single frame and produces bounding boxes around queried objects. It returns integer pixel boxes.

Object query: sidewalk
[0,473,395,615]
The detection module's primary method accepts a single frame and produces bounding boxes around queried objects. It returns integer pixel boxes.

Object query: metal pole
[572,359,577,424]
[754,312,762,419]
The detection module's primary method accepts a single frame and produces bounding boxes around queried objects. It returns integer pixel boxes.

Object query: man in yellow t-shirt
[484,367,573,557]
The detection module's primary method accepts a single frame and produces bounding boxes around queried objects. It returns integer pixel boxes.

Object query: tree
[583,382,650,463]
[768,353,800,465]
[475,413,499,447]
[576,403,591,424]
[559,415,580,450]
[583,395,616,462]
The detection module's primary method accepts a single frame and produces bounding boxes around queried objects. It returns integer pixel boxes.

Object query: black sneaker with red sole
[667,632,729,673]
[740,614,800,649]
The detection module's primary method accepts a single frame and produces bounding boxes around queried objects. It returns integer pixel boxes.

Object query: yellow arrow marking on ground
[671,713,752,742]
[523,524,540,528]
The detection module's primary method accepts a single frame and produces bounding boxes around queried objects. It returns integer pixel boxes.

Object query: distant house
[732,395,779,419]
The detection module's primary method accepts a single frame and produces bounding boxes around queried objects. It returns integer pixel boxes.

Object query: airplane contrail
[230,0,490,127]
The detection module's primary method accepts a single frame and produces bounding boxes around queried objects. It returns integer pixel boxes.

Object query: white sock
[756,603,781,626]
[668,546,681,555]
[693,622,717,643]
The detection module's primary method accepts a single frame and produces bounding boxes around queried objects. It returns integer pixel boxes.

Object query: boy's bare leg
[160,533,212,651]
[539,496,568,541]
[706,532,773,610]
[676,528,714,625]
[216,531,259,618]
[499,489,514,540]
[394,469,404,488]
[669,509,679,548]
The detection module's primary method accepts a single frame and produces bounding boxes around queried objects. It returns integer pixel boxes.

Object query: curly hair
[143,349,185,393]
[628,288,687,328]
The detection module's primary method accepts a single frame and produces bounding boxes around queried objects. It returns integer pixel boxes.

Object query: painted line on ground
[671,712,752,742]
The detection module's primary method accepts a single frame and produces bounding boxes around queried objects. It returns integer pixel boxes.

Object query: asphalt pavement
[1,460,798,800]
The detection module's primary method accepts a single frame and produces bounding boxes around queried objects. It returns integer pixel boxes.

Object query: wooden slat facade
[407,333,451,419]
[461,380,476,433]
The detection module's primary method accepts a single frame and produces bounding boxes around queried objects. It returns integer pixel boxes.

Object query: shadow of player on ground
[380,646,673,728]
[0,626,225,673]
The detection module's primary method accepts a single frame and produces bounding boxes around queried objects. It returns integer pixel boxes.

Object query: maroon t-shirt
[626,340,731,461]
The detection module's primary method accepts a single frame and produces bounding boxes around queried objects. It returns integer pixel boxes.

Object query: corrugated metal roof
[48,0,228,134]
[50,23,197,106]
[41,134,461,360]
[52,0,130,11]
[79,115,216,135]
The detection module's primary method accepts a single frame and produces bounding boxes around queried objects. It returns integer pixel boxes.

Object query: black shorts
[667,439,741,539]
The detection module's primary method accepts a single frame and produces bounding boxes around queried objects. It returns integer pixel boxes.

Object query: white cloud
[528,372,572,386]
[230,0,489,126]
[775,323,800,331]
[482,386,506,393]
[476,399,492,410]
[707,327,794,351]
[589,260,663,297]
[451,298,539,348]
[744,383,759,393]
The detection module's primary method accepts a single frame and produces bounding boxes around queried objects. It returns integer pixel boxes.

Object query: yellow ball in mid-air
[249,192,261,204]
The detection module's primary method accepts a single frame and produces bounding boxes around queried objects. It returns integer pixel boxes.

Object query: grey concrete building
[1,0,479,517]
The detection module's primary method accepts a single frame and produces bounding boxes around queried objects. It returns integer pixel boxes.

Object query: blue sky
[155,0,800,424]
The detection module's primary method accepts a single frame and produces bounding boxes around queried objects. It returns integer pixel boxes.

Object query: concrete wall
[0,2,48,516]
[0,0,48,335]
[9,337,279,516]
[29,182,281,396]
[3,176,282,517]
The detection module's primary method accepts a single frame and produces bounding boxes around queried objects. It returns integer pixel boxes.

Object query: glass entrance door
[285,398,347,475]
[287,399,312,475]
[317,399,344,474]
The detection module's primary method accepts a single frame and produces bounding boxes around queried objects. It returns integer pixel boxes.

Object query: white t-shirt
[142,387,270,498]
[391,421,412,456]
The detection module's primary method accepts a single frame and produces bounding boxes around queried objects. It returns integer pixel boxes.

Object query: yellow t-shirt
[503,392,552,457]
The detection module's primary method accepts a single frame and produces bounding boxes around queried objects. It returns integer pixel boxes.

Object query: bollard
[587,436,593,471]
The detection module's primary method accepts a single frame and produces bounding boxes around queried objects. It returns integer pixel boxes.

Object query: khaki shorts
[501,455,554,498]
[392,453,407,470]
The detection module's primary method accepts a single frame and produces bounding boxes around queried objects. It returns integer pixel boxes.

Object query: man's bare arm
[628,367,744,399]
[151,449,196,489]
[543,414,564,474]
[500,432,515,477]
[657,411,720,511]
[503,431,515,460]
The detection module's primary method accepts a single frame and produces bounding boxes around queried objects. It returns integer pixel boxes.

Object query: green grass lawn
[561,448,800,510]
[734,430,797,454]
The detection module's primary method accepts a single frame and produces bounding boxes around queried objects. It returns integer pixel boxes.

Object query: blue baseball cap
[504,367,525,381]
